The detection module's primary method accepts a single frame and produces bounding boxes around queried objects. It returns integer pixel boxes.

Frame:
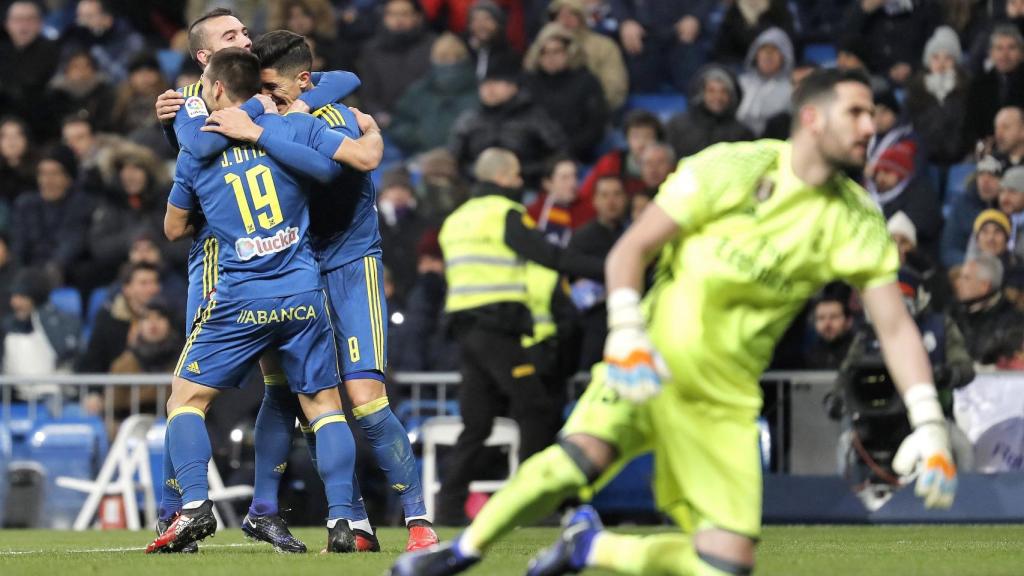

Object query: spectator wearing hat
[458,0,521,82]
[610,0,713,93]
[906,26,972,166]
[942,155,1004,267]
[10,146,93,289]
[867,88,921,175]
[712,0,795,68]
[1,268,81,401]
[448,58,566,186]
[392,230,459,371]
[668,64,753,159]
[998,165,1024,260]
[542,0,627,109]
[109,296,183,412]
[966,24,1024,147]
[954,253,1024,364]
[378,169,428,303]
[993,105,1024,167]
[964,207,1024,306]
[523,23,608,162]
[390,33,479,157]
[736,27,795,136]
[424,0,526,54]
[0,1,60,137]
[840,0,941,86]
[59,0,146,84]
[867,141,942,256]
[357,0,436,127]
[77,261,160,374]
[109,53,170,136]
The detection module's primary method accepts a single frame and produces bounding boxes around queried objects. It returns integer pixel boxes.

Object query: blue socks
[166,407,211,505]
[249,380,299,517]
[353,398,426,519]
[159,428,182,522]
[310,410,357,521]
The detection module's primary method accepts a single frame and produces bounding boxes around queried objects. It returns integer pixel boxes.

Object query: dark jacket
[712,0,796,66]
[389,61,479,156]
[58,20,146,83]
[77,294,133,373]
[523,67,608,162]
[965,64,1024,145]
[11,190,93,272]
[393,271,459,371]
[0,36,60,136]
[955,292,1024,364]
[877,175,943,258]
[44,74,115,138]
[840,0,940,75]
[357,25,436,115]
[87,181,168,276]
[449,91,566,186]
[805,330,855,371]
[379,210,428,305]
[667,65,754,159]
[905,67,971,165]
[565,218,623,370]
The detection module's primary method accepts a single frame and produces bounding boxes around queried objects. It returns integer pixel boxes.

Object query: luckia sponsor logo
[235,227,299,261]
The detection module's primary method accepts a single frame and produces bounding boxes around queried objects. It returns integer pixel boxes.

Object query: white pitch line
[0,542,261,556]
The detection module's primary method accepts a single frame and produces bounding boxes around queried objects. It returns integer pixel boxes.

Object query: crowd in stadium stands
[5,0,1024,409]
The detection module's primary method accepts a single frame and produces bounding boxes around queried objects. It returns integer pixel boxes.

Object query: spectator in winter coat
[804,294,855,370]
[392,230,459,371]
[448,59,566,186]
[460,0,521,81]
[59,0,146,84]
[942,155,1004,267]
[611,0,715,92]
[523,23,608,162]
[840,0,941,86]
[77,262,161,374]
[966,24,1024,147]
[954,253,1024,364]
[905,26,972,166]
[540,0,628,109]
[712,0,796,67]
[668,64,754,159]
[109,296,183,412]
[44,50,115,138]
[737,27,795,136]
[390,33,479,156]
[867,141,943,256]
[357,0,436,126]
[0,1,60,136]
[0,116,37,203]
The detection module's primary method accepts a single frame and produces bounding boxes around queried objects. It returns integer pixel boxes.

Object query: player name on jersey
[220,144,267,168]
[235,304,317,325]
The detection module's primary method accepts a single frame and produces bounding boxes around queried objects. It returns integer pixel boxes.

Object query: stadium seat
[157,49,185,83]
[418,416,519,520]
[804,43,837,66]
[30,422,100,529]
[86,286,110,326]
[49,287,82,319]
[943,162,977,218]
[2,403,51,460]
[624,93,687,123]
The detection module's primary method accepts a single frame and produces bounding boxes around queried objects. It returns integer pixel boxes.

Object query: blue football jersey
[307,103,383,273]
[169,113,346,301]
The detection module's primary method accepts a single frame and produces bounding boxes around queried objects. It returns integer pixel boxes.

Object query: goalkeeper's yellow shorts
[562,363,763,539]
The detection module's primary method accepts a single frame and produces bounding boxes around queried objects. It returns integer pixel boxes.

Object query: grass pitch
[2,525,1024,576]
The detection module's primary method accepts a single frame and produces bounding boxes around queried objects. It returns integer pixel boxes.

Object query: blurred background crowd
[2,0,1024,414]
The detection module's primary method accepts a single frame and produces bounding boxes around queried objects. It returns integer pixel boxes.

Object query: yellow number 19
[225,165,284,233]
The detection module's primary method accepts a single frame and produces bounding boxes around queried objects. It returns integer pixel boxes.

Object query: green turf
[1,525,1024,575]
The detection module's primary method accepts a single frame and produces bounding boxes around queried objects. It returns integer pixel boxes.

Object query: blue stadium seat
[86,286,110,326]
[804,43,837,66]
[157,49,185,83]
[30,422,100,528]
[1,403,51,460]
[55,415,109,462]
[624,93,687,123]
[945,162,976,204]
[49,287,82,319]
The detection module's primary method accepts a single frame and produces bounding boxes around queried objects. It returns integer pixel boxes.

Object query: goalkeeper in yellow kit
[391,68,957,576]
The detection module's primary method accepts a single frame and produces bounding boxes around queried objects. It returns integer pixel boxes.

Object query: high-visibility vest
[522,262,559,347]
[440,195,528,313]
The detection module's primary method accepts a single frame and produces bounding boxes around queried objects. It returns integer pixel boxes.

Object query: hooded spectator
[87,142,176,284]
[357,0,436,125]
[44,50,115,138]
[458,0,521,81]
[0,1,60,136]
[423,0,526,53]
[906,26,972,165]
[448,59,566,186]
[737,27,795,136]
[540,0,628,109]
[574,110,663,226]
[942,156,1005,267]
[523,23,608,162]
[712,0,796,67]
[840,0,941,86]
[0,116,37,203]
[1,268,80,401]
[867,142,942,255]
[668,65,754,159]
[10,146,93,287]
[966,24,1024,146]
[59,0,146,83]
[391,33,479,156]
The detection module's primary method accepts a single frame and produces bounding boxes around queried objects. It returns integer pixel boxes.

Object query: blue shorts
[185,236,219,335]
[175,290,341,395]
[323,256,387,381]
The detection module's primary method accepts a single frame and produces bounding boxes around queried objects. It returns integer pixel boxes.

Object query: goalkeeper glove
[892,385,957,509]
[603,289,665,403]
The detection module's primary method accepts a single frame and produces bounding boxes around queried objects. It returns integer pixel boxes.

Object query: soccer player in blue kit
[146,47,374,554]
[201,30,438,552]
[153,9,375,553]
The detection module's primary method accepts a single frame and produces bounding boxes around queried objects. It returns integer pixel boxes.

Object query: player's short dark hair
[188,7,235,62]
[121,261,160,286]
[623,110,665,141]
[205,47,262,102]
[791,68,872,115]
[253,30,312,76]
[542,154,575,180]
